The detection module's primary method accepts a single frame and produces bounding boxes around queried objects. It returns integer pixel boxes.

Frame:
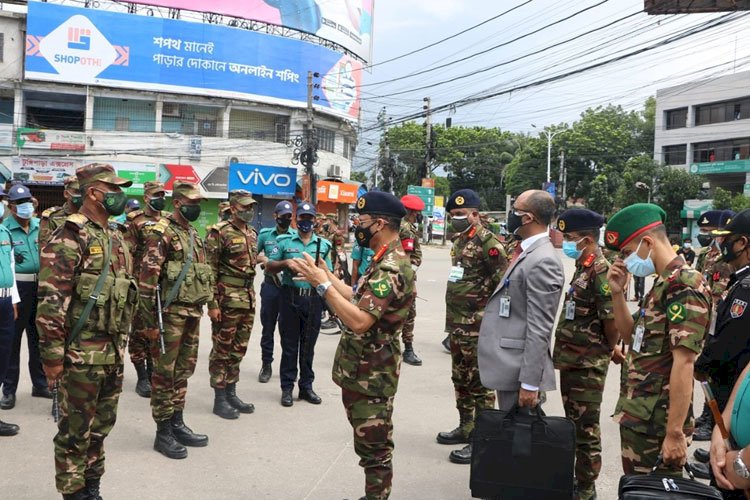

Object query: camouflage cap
[172,181,204,201]
[144,181,166,196]
[218,201,230,214]
[604,203,666,251]
[63,176,80,194]
[229,189,257,207]
[76,163,132,189]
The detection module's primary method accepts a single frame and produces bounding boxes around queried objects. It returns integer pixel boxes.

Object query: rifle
[52,380,59,423]
[155,284,166,355]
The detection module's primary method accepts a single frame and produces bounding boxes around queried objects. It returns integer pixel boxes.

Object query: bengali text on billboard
[126,0,374,62]
[25,1,361,120]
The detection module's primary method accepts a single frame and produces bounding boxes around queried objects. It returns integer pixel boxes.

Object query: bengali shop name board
[25,2,361,120]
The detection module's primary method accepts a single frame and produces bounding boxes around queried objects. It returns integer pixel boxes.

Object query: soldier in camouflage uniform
[605,203,711,476]
[123,181,169,398]
[553,209,619,500]
[138,181,212,459]
[320,213,347,331]
[438,189,508,465]
[399,194,424,366]
[693,209,735,442]
[38,176,82,246]
[288,191,414,500]
[37,164,137,500]
[205,190,258,420]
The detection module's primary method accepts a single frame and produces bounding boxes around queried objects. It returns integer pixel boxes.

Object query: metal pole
[546,131,552,183]
[305,71,316,205]
[423,97,431,180]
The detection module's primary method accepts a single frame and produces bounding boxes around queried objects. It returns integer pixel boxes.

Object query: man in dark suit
[478,190,564,410]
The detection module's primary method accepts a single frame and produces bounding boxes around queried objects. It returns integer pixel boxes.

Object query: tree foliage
[713,187,750,212]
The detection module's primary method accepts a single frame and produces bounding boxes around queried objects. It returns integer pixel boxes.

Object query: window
[25,91,85,131]
[343,136,355,159]
[0,96,12,125]
[695,97,750,126]
[0,33,4,63]
[228,109,288,143]
[665,108,687,130]
[315,127,335,153]
[161,103,220,137]
[93,97,156,132]
[663,144,687,166]
[693,137,750,163]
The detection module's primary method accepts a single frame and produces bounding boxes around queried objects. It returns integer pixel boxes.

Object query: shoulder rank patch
[231,237,245,244]
[41,207,56,218]
[667,302,687,323]
[370,278,392,298]
[89,246,103,255]
[488,247,500,257]
[583,253,596,268]
[730,299,747,318]
[66,213,88,227]
[401,238,415,252]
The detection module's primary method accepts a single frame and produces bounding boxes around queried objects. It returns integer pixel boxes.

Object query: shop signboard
[16,128,86,151]
[689,160,750,175]
[11,156,81,184]
[227,163,297,197]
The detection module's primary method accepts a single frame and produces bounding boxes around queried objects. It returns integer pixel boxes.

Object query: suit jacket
[478,234,564,392]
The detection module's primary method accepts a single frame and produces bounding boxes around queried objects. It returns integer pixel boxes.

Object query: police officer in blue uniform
[0,187,20,434]
[266,202,332,407]
[256,201,297,383]
[1,184,49,410]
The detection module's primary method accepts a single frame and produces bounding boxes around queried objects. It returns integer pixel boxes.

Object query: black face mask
[355,222,378,248]
[70,195,83,209]
[507,211,524,234]
[277,218,291,230]
[179,204,201,222]
[148,197,166,212]
[696,233,713,247]
[721,237,747,264]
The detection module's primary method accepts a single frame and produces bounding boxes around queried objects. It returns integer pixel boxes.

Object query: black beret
[697,210,724,228]
[356,191,406,218]
[446,189,480,211]
[719,210,736,228]
[714,208,750,237]
[556,208,605,233]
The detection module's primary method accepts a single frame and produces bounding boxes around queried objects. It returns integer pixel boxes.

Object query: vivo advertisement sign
[25,1,361,120]
[228,164,297,197]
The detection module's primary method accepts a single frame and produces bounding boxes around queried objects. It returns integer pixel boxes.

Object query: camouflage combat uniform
[37,212,137,494]
[552,250,613,497]
[445,223,507,434]
[399,219,421,345]
[124,208,169,368]
[614,257,710,475]
[205,219,257,389]
[333,239,415,500]
[698,245,732,307]
[138,213,213,423]
[39,201,77,246]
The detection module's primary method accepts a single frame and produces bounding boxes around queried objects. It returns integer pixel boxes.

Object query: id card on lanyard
[632,306,646,353]
[564,286,576,320]
[499,278,511,318]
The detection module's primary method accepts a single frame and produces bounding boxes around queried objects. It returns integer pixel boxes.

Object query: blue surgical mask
[297,219,314,233]
[0,202,4,219]
[562,238,584,260]
[15,202,34,220]
[624,239,655,277]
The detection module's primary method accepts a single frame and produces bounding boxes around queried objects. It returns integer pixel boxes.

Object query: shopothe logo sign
[228,164,297,197]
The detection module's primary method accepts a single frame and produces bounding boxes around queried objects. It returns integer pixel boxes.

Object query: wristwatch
[734,448,750,480]
[316,281,332,297]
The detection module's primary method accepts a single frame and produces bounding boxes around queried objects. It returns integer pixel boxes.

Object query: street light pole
[532,124,558,183]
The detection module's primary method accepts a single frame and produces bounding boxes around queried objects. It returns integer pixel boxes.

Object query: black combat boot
[62,487,90,500]
[449,443,472,464]
[437,411,473,445]
[258,363,272,383]
[154,420,187,459]
[213,388,240,419]
[171,411,208,447]
[226,383,254,414]
[695,402,711,428]
[85,477,103,500]
[402,343,423,366]
[134,361,151,398]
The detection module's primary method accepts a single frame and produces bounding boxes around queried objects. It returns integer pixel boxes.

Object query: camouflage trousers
[54,363,123,494]
[450,329,496,429]
[342,388,395,500]
[128,313,152,365]
[620,426,688,477]
[150,313,200,422]
[401,289,417,345]
[209,306,254,388]
[559,366,607,496]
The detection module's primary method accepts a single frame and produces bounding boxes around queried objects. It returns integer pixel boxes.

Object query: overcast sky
[354,0,750,168]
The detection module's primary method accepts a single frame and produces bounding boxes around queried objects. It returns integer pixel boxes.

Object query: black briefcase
[618,460,722,499]
[470,405,576,499]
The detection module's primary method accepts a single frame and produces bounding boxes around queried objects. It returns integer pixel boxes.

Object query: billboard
[126,0,374,63]
[17,127,86,151]
[11,157,81,185]
[228,163,297,197]
[25,2,362,120]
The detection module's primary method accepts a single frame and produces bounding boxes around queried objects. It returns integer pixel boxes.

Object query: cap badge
[357,197,366,209]
[455,196,465,206]
[558,220,566,231]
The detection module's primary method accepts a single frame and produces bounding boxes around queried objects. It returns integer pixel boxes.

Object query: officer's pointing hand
[289,253,327,287]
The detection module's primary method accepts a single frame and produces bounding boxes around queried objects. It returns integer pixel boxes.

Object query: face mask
[148,197,166,211]
[696,233,712,247]
[507,211,525,234]
[237,209,254,223]
[450,215,471,233]
[354,222,378,248]
[179,203,201,222]
[297,219,314,233]
[92,189,127,216]
[322,223,330,232]
[0,202,4,219]
[277,218,291,230]
[721,237,746,264]
[70,195,83,209]
[624,239,656,277]
[562,238,584,260]
[683,242,692,249]
[14,201,34,219]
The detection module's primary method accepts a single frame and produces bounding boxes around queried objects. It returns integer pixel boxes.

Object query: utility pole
[423,97,431,180]
[303,71,317,204]
[531,124,559,184]
[559,150,566,202]
[376,107,387,189]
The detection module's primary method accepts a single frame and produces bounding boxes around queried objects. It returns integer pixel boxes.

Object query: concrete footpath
[1,244,706,499]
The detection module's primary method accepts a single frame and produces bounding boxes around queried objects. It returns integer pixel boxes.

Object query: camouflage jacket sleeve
[480,229,509,292]
[123,216,139,253]
[356,257,410,323]
[205,225,222,310]
[592,259,615,321]
[665,269,711,354]
[399,221,422,268]
[36,218,84,368]
[137,221,169,329]
[38,209,53,248]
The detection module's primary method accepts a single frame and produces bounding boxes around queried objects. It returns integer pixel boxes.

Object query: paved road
[2,244,706,499]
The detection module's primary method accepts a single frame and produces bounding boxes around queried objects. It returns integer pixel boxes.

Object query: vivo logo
[237,168,292,187]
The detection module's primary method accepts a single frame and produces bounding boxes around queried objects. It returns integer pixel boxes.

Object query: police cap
[296,202,316,218]
[274,201,293,216]
[7,183,33,202]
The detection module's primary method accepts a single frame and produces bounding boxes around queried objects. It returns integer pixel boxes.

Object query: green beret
[604,203,666,251]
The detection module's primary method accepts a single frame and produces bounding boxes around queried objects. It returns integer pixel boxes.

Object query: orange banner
[317,180,358,204]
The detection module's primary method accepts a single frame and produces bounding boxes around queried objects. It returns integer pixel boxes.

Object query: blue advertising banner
[25,1,361,120]
[228,163,297,197]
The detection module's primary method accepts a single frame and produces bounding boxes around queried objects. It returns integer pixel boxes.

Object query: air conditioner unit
[328,164,342,178]
[162,103,181,117]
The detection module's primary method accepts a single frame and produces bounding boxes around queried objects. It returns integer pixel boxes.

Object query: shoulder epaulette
[127,210,144,221]
[151,218,170,235]
[41,207,60,219]
[593,255,610,274]
[215,220,231,230]
[65,213,88,228]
